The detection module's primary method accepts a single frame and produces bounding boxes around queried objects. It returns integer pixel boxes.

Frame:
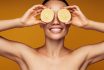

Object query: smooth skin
[0,0,104,70]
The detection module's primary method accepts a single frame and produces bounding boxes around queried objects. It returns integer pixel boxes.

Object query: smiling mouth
[49,27,63,33]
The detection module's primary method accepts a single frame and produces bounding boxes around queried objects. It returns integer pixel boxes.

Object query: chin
[47,33,65,40]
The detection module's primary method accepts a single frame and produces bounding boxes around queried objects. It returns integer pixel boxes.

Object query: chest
[21,55,82,70]
[28,58,78,70]
[20,50,88,70]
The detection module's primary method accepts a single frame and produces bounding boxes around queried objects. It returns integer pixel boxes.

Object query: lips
[49,26,63,33]
[50,28,62,33]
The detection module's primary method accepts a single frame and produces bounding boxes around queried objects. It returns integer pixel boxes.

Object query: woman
[0,0,104,70]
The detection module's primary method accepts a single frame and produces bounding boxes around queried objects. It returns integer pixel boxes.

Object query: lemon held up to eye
[58,9,71,23]
[41,8,54,23]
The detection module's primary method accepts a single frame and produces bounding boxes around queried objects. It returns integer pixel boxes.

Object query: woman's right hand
[20,4,46,27]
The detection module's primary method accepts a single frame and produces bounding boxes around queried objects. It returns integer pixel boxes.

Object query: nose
[52,14,60,25]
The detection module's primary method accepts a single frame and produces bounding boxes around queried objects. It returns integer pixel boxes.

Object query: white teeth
[50,28,62,33]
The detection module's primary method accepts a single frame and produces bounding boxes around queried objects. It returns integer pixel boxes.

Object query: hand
[64,5,89,27]
[20,4,46,27]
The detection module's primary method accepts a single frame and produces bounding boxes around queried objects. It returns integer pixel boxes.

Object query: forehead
[44,0,67,12]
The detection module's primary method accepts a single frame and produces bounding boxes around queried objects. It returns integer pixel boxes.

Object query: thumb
[65,21,72,24]
[34,20,44,24]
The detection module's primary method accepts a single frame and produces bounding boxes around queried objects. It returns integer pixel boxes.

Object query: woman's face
[41,0,70,40]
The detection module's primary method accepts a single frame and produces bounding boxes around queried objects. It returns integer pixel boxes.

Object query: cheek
[39,23,47,30]
[63,28,68,36]
[64,25,70,34]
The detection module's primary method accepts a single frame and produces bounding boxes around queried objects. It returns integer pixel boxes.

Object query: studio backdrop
[0,0,104,70]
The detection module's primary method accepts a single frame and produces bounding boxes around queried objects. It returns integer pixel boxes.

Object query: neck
[43,37,65,58]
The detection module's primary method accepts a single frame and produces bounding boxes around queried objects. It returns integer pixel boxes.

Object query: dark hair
[42,0,69,6]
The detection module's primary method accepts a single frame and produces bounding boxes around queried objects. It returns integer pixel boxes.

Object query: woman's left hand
[64,5,89,28]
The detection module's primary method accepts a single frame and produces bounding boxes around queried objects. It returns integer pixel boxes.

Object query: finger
[35,20,42,24]
[64,20,72,24]
[64,5,78,9]
[64,5,80,11]
[32,4,47,11]
[35,20,46,24]
[22,7,39,20]
[31,5,47,16]
[72,5,80,11]
[21,10,34,22]
[26,4,47,16]
[64,6,76,10]
[68,20,72,24]
[29,7,45,18]
[32,9,42,16]
[64,6,76,14]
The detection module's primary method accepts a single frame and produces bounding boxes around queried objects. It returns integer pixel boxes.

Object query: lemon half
[58,9,71,23]
[41,9,54,23]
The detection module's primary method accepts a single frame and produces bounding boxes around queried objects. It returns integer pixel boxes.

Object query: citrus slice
[58,9,71,23]
[41,8,54,23]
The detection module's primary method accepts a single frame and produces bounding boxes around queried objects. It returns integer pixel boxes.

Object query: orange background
[0,0,104,70]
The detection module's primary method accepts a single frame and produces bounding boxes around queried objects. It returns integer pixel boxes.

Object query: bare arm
[0,36,34,62]
[0,18,22,31]
[84,20,104,32]
[65,5,104,64]
[76,42,104,65]
[85,42,104,64]
[0,5,46,61]
[0,36,23,61]
[0,4,46,31]
[65,5,104,32]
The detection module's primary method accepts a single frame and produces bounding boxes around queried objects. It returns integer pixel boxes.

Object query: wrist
[17,18,26,27]
[82,19,91,29]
